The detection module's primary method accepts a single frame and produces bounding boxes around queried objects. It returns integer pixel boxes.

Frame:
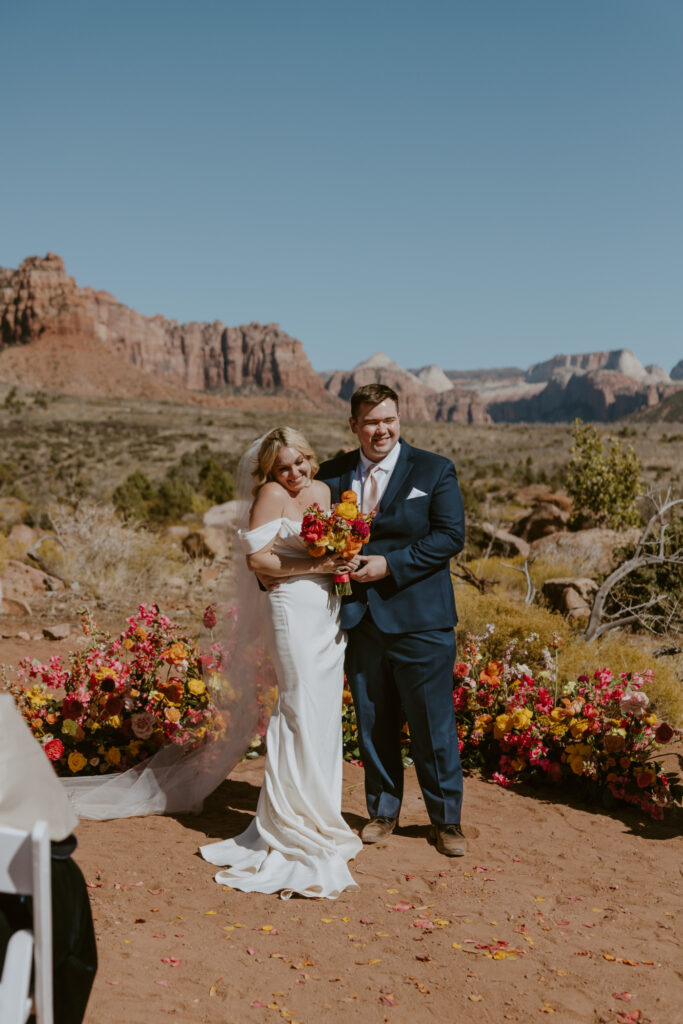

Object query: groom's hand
[350,555,390,582]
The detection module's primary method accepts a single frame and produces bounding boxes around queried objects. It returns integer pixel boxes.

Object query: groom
[318,384,467,857]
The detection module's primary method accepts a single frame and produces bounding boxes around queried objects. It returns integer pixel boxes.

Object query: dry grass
[42,502,195,610]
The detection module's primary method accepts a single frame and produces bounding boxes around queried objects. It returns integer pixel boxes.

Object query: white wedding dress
[200,518,362,899]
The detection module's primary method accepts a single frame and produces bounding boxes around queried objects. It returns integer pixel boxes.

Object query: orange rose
[341,490,357,503]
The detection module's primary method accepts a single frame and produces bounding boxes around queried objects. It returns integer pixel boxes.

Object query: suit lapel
[339,452,360,497]
[378,442,415,512]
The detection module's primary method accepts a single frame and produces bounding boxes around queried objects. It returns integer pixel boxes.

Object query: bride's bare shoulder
[310,480,331,500]
[250,482,287,527]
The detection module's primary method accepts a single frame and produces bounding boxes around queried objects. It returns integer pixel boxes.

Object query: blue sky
[1,0,681,373]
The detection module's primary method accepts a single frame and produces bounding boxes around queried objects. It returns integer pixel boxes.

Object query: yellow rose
[644,714,658,726]
[105,747,121,766]
[61,719,79,736]
[68,751,87,773]
[569,718,590,739]
[493,713,512,739]
[569,758,584,775]
[107,714,123,729]
[165,706,181,723]
[187,678,206,696]
[335,501,359,521]
[123,637,134,650]
[511,708,533,731]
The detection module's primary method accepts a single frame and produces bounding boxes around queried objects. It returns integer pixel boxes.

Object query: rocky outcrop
[526,349,660,384]
[531,527,640,576]
[325,352,491,424]
[486,369,676,423]
[671,359,683,381]
[512,502,570,543]
[0,254,332,405]
[542,577,598,618]
[414,364,454,392]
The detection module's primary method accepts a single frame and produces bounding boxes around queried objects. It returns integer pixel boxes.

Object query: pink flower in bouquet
[453,662,470,680]
[352,517,371,540]
[636,768,656,789]
[620,691,649,718]
[301,517,327,545]
[203,604,217,629]
[131,712,156,739]
[44,738,64,761]
[655,722,674,744]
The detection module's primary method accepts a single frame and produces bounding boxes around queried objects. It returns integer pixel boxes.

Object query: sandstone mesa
[1,253,680,422]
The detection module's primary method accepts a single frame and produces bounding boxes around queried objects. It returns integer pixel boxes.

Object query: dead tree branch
[584,492,683,641]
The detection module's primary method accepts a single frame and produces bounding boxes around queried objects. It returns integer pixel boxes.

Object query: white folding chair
[0,821,53,1024]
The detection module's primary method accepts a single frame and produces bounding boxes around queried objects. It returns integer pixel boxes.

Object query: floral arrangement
[341,627,682,819]
[6,605,227,777]
[300,491,375,595]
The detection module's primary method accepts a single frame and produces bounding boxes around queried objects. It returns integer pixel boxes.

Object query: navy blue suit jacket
[317,443,465,633]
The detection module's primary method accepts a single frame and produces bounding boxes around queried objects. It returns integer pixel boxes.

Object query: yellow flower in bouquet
[569,718,590,738]
[187,677,206,696]
[493,713,512,739]
[511,708,533,730]
[68,751,87,773]
[105,747,121,766]
[61,719,79,737]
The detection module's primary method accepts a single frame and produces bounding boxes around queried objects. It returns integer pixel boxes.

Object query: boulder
[542,577,598,618]
[42,623,72,641]
[7,524,39,553]
[481,523,531,559]
[2,559,64,602]
[512,502,570,543]
[531,527,640,576]
[0,497,29,529]
[204,501,239,530]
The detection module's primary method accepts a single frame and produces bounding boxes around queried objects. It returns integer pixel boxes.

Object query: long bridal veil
[60,438,268,821]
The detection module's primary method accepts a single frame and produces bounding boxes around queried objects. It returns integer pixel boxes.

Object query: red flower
[203,605,217,630]
[105,696,124,717]
[44,738,64,761]
[453,662,469,680]
[351,518,370,540]
[655,722,674,745]
[99,676,116,693]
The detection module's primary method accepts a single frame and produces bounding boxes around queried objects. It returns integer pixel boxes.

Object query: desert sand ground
[6,634,680,1024]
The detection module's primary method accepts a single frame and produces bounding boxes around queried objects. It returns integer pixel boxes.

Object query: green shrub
[198,456,235,504]
[113,470,155,523]
[566,420,642,529]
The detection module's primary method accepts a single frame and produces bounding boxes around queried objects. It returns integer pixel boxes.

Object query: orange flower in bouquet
[300,491,375,595]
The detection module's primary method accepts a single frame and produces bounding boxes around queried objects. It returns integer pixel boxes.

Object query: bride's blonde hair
[252,427,319,497]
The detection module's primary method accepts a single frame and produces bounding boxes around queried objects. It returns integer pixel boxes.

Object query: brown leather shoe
[360,817,398,844]
[430,824,467,857]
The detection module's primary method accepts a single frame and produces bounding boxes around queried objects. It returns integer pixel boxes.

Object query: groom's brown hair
[350,384,400,420]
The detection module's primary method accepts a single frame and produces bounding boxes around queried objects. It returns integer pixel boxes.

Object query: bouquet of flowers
[6,605,227,777]
[300,491,375,595]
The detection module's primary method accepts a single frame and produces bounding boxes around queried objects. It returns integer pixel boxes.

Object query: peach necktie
[362,465,381,513]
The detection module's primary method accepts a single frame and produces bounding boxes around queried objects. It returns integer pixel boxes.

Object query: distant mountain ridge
[325,349,681,422]
[1,254,680,421]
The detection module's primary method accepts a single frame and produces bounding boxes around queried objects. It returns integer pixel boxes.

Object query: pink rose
[44,738,64,761]
[131,712,155,739]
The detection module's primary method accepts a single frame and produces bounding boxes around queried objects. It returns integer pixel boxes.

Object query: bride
[200,427,363,899]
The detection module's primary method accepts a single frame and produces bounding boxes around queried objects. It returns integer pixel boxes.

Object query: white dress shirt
[351,442,402,512]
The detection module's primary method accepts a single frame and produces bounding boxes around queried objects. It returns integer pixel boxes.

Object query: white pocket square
[407,487,427,499]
